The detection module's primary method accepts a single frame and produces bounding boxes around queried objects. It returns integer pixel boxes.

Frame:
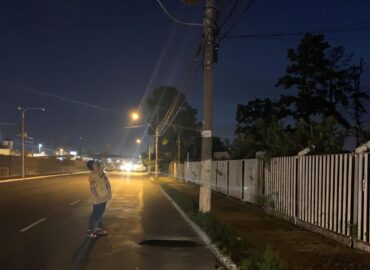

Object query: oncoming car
[119,160,146,173]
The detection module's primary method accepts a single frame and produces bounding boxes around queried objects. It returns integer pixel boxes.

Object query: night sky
[0,0,369,156]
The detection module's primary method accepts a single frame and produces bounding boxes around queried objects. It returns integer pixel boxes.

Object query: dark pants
[88,202,106,232]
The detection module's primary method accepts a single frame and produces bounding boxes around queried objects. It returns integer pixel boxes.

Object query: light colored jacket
[89,171,112,204]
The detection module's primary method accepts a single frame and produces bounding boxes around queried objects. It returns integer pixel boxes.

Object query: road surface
[0,172,218,270]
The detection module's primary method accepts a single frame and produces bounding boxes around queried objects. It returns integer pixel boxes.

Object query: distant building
[3,138,13,150]
[0,148,11,156]
[0,138,14,156]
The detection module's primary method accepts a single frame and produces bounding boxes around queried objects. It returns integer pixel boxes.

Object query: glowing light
[120,162,133,172]
[131,112,140,121]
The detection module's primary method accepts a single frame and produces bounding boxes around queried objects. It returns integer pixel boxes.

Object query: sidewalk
[159,177,370,270]
[75,176,220,270]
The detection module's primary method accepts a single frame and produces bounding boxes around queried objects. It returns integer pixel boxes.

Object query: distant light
[70,151,77,156]
[38,144,43,147]
[136,139,141,144]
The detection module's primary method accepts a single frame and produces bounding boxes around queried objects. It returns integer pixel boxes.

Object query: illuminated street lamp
[131,112,140,121]
[127,110,158,178]
[18,107,46,179]
[38,144,43,154]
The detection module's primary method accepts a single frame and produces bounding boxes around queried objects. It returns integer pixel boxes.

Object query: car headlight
[120,163,133,172]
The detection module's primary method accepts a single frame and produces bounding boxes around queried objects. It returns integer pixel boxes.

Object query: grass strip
[160,182,286,270]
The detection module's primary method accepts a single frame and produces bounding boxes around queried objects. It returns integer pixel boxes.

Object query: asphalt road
[0,172,218,270]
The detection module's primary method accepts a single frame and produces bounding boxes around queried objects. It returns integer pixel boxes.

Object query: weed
[160,182,285,270]
[239,249,286,270]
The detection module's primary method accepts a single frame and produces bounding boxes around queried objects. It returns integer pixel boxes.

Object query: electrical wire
[225,26,370,39]
[217,0,240,31]
[157,93,185,135]
[0,80,117,114]
[156,0,203,27]
[218,0,256,42]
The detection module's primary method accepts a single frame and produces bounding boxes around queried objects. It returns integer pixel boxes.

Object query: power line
[217,0,240,32]
[0,80,117,114]
[156,0,202,27]
[218,0,256,42]
[225,26,370,39]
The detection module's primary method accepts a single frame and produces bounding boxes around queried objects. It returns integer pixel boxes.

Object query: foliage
[348,59,370,146]
[234,34,368,157]
[276,33,352,127]
[232,116,298,159]
[146,86,200,165]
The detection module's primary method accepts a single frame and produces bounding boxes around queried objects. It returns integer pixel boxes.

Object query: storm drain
[139,237,201,247]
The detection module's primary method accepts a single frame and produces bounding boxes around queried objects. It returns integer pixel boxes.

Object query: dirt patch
[159,177,370,270]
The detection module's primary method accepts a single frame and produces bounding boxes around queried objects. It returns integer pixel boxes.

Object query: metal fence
[169,151,370,247]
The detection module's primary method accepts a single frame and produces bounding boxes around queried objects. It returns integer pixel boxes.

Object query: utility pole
[199,0,216,213]
[177,133,181,163]
[18,107,45,179]
[148,144,151,173]
[155,126,159,178]
[20,111,25,179]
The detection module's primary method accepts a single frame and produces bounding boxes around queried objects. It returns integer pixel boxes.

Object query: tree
[233,98,297,158]
[293,117,347,154]
[146,86,200,166]
[235,98,287,139]
[348,58,370,146]
[276,33,352,128]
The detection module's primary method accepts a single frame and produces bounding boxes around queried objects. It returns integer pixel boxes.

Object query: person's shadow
[69,238,98,270]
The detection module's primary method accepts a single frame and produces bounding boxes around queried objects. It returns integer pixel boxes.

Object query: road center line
[69,200,81,206]
[19,218,47,232]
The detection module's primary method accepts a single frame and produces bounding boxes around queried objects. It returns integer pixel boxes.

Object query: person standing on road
[86,159,112,238]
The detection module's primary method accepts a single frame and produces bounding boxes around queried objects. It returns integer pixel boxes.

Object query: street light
[136,139,141,144]
[131,112,140,121]
[127,110,158,178]
[38,144,43,154]
[18,107,46,179]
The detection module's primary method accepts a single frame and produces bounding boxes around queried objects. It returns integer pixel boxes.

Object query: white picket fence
[170,152,370,247]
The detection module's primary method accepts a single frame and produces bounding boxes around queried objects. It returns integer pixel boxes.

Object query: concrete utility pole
[177,133,181,163]
[155,126,159,178]
[148,144,151,173]
[199,0,216,213]
[18,107,45,179]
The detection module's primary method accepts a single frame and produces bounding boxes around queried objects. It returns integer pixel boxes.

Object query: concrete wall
[0,156,86,178]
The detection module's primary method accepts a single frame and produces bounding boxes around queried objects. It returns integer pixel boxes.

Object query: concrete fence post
[255,151,266,198]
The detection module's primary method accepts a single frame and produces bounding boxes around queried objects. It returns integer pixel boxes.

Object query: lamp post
[18,107,46,178]
[130,111,158,178]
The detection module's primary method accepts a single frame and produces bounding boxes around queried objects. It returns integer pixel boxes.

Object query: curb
[158,184,239,270]
[0,171,89,184]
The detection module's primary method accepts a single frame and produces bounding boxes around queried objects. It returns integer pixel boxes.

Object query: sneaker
[86,231,97,238]
[95,228,108,236]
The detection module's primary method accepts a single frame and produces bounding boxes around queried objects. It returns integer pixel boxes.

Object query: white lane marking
[69,200,81,206]
[0,171,89,184]
[19,218,47,232]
